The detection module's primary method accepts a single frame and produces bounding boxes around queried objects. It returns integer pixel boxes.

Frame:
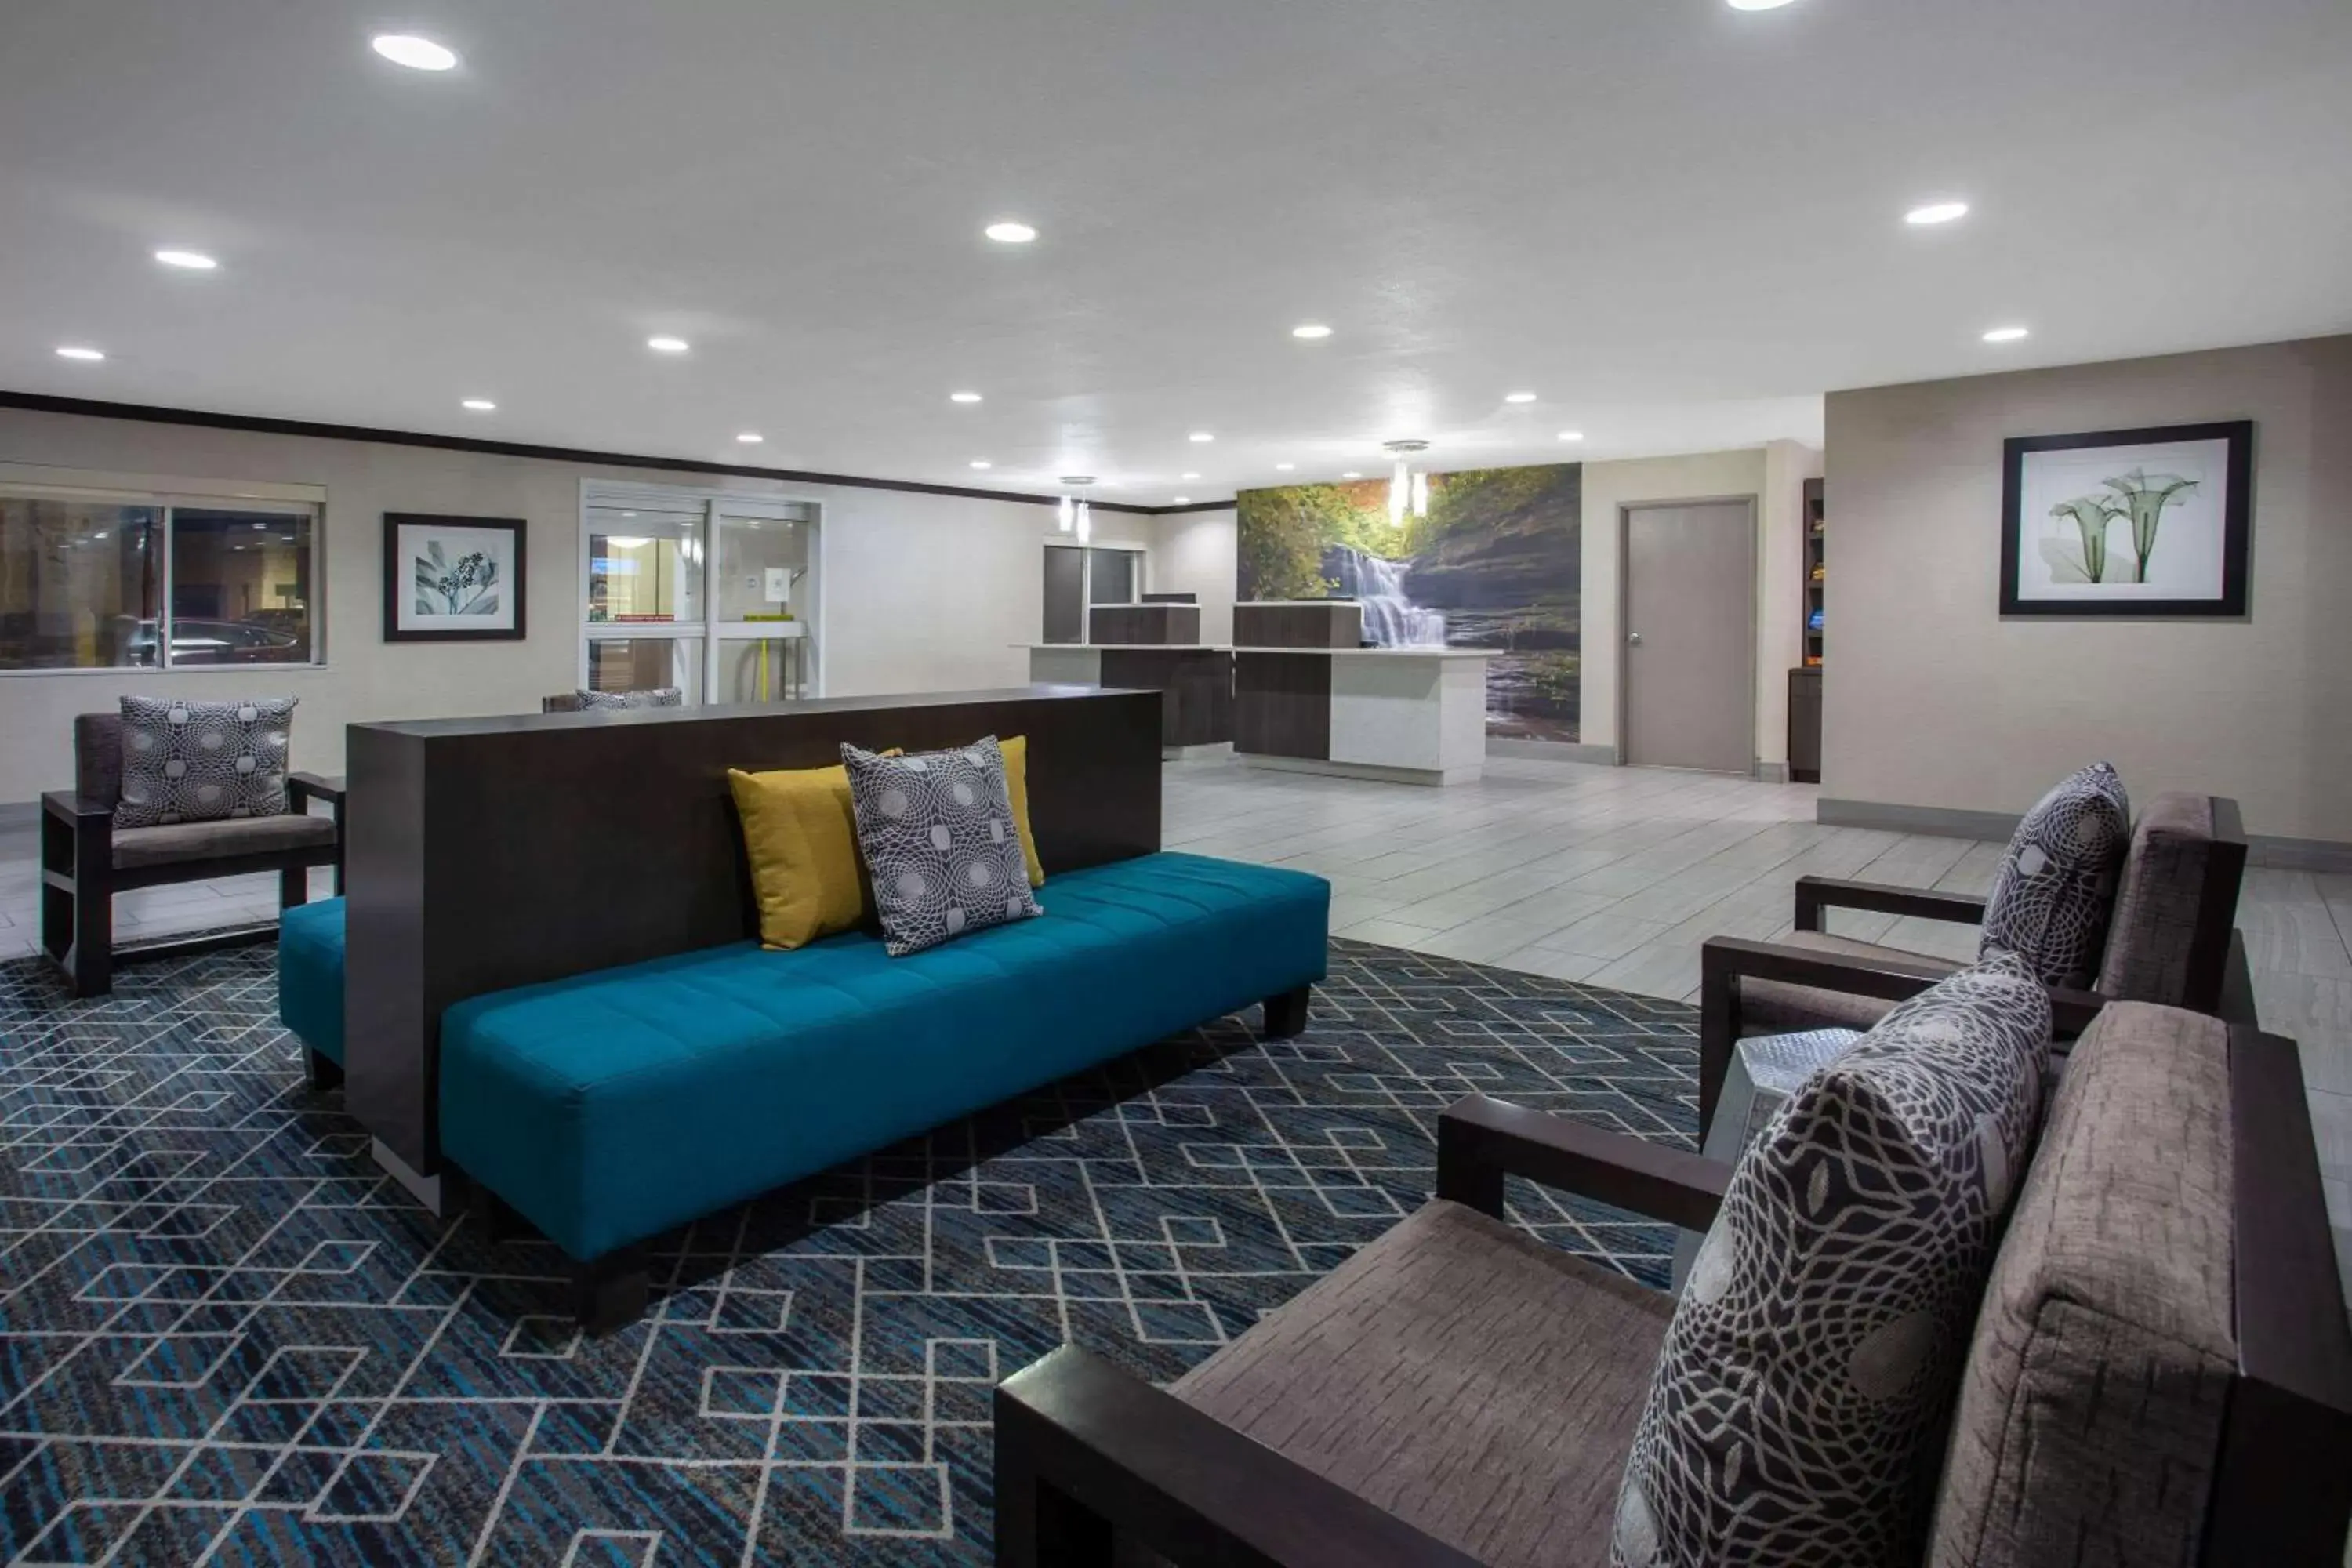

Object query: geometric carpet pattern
[0,936,1697,1565]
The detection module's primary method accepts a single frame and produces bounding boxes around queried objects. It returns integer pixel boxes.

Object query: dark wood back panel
[1235,601,1362,649]
[1090,603,1201,646]
[1099,648,1233,748]
[1232,653,1332,760]
[346,686,1163,1171]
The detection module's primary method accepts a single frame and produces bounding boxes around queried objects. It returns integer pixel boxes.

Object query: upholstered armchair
[1696,791,2247,1133]
[40,712,343,997]
[995,1006,2351,1567]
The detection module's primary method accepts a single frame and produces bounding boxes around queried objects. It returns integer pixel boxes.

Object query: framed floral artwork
[2000,421,2251,617]
[383,514,527,641]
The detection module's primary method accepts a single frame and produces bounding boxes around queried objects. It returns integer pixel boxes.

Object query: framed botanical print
[2000,421,2251,617]
[383,514,527,641]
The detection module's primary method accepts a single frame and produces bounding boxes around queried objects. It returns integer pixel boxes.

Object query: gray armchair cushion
[1171,1199,1668,1568]
[1618,954,2053,1568]
[74,713,124,808]
[2094,792,2222,1007]
[113,695,296,828]
[113,811,336,870]
[1926,1003,2235,1567]
[1977,762,2131,988]
[574,686,681,710]
[1734,931,1958,1037]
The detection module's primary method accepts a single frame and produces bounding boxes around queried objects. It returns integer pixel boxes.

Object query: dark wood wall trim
[0,389,1199,515]
[344,687,1164,1174]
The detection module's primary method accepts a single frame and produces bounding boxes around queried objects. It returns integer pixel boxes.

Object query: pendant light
[1059,475,1096,543]
[1384,440,1432,522]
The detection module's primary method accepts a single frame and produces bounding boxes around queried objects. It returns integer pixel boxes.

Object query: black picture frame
[383,514,528,642]
[1999,420,2252,618]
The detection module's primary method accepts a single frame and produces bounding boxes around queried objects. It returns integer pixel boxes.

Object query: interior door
[1042,546,1084,644]
[1623,499,1755,773]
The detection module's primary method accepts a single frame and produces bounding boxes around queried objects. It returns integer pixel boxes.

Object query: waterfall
[1326,545,1446,647]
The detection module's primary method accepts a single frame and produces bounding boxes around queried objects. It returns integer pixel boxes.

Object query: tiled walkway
[1163,751,2352,1301]
[4,750,2347,1299]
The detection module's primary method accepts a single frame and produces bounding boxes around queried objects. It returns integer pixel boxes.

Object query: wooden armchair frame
[41,771,345,997]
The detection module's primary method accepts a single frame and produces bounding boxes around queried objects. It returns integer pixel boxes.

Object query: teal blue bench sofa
[278,898,347,1089]
[369,851,1326,1329]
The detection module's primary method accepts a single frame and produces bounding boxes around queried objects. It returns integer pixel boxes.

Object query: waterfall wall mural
[1236,463,1581,742]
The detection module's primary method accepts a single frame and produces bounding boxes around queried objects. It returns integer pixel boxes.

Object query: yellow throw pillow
[728,763,874,949]
[1000,734,1045,887]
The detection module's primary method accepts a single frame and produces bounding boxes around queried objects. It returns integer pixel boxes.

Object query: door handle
[1627,632,1642,646]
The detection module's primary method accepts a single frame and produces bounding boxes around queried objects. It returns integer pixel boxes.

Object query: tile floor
[2,751,2346,1303]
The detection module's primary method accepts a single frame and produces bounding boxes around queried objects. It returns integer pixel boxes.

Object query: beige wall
[1577,441,1819,765]
[1823,334,2352,844]
[1149,507,1237,646]
[0,406,1152,804]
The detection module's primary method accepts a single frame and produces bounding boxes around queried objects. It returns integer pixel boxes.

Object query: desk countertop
[1229,645,1492,660]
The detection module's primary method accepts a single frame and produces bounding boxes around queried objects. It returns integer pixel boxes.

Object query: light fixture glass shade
[1074,500,1092,543]
[1389,459,1409,524]
[1411,471,1430,518]
[1057,496,1073,533]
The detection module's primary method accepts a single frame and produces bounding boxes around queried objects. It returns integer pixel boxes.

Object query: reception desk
[1026,644,1234,756]
[1232,602,1489,786]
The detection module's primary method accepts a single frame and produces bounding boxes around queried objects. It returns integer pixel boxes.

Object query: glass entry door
[712,506,818,702]
[582,489,820,704]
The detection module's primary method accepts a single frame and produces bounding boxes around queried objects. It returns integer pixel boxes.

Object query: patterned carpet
[0,936,1697,1566]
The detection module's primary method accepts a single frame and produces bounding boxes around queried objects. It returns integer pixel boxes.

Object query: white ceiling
[4,0,2347,506]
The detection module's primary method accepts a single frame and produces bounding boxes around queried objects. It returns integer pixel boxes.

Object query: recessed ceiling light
[1905,201,1970,227]
[154,249,218,270]
[646,335,690,354]
[969,459,993,470]
[1275,463,1295,471]
[461,397,496,412]
[984,221,1037,244]
[1189,432,1214,443]
[736,432,764,443]
[1342,471,1362,479]
[1504,391,1537,404]
[371,34,458,71]
[949,390,982,404]
[1557,430,1585,442]
[1180,471,1201,480]
[55,345,105,361]
[1290,324,1333,340]
[1982,325,2031,343]
[1172,495,1192,504]
[1726,0,1798,9]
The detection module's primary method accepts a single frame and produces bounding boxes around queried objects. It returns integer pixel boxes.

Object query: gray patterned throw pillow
[575,687,683,710]
[114,695,296,828]
[1976,762,2130,987]
[841,737,1043,956]
[1613,953,2051,1568]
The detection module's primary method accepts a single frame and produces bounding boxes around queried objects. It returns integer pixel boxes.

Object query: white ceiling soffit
[2,0,2347,504]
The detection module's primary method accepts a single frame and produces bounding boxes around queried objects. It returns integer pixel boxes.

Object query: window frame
[0,469,327,677]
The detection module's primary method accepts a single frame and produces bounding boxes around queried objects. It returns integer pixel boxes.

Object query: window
[0,484,320,670]
[1041,542,1145,644]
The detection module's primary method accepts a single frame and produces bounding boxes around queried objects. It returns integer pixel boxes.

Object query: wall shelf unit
[1788,476,1824,783]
